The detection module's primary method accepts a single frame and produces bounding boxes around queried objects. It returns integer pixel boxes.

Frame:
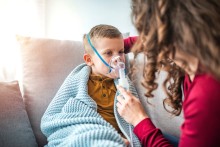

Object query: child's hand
[116,85,148,126]
[122,137,130,147]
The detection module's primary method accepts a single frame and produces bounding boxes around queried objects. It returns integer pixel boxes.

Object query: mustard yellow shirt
[88,74,123,135]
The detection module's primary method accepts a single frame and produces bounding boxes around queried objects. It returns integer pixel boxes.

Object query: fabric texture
[180,74,220,146]
[0,81,37,147]
[123,36,137,53]
[41,63,141,147]
[88,74,122,135]
[134,118,172,147]
[16,35,85,146]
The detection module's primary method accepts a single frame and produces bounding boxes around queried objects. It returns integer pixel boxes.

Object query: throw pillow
[0,81,37,147]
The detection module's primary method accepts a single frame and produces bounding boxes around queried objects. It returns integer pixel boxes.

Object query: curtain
[0,0,45,81]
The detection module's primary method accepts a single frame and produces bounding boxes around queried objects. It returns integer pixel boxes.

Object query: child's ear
[83,53,93,66]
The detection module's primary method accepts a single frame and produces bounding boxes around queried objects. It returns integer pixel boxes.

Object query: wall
[45,0,137,41]
[0,0,137,81]
[0,0,46,81]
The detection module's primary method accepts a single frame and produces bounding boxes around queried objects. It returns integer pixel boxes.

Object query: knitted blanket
[41,63,141,147]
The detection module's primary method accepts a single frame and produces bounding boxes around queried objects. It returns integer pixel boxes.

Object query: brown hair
[131,0,220,115]
[83,24,122,54]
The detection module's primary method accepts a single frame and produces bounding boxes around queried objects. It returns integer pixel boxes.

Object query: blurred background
[0,0,137,81]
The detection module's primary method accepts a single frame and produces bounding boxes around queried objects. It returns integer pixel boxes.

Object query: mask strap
[86,34,112,73]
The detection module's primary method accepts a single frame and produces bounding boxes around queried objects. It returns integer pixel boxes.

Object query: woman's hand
[116,85,148,127]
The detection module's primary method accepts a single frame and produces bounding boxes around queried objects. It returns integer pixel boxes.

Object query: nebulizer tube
[110,56,133,147]
[118,64,134,147]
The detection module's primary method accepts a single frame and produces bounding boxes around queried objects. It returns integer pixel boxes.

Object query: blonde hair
[83,24,122,54]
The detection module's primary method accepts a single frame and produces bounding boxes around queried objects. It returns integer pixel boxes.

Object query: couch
[0,36,183,147]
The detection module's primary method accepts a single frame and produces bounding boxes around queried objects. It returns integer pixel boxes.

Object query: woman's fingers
[116,85,133,99]
[117,95,125,104]
[116,95,127,116]
[116,85,149,126]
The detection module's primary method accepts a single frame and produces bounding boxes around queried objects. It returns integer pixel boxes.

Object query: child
[41,24,141,147]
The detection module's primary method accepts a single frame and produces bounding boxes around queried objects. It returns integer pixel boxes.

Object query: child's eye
[105,51,112,56]
[119,50,124,54]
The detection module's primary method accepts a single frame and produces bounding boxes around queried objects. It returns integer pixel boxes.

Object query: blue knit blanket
[41,63,141,147]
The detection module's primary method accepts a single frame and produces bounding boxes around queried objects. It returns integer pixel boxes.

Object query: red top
[133,74,220,146]
[124,36,137,53]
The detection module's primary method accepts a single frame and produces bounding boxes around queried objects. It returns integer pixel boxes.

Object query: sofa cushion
[0,81,38,147]
[17,36,85,146]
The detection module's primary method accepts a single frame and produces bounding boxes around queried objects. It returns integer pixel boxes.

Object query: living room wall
[0,0,137,81]
[45,0,137,41]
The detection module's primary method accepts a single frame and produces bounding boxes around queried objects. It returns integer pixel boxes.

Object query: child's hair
[83,24,123,54]
[131,0,220,115]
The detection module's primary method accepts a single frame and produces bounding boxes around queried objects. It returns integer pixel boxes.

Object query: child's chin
[107,74,119,79]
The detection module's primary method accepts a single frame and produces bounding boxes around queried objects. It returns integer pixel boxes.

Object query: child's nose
[110,56,122,67]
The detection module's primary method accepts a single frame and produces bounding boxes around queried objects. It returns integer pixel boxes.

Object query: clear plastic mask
[108,55,125,78]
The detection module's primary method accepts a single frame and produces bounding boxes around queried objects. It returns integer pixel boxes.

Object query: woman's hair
[131,0,220,115]
[83,24,122,54]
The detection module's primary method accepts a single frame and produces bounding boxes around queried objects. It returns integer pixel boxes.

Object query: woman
[117,0,220,146]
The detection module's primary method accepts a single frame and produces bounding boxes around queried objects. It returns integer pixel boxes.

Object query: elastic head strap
[86,34,112,73]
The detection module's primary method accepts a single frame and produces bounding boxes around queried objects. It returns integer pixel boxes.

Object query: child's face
[90,37,125,78]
